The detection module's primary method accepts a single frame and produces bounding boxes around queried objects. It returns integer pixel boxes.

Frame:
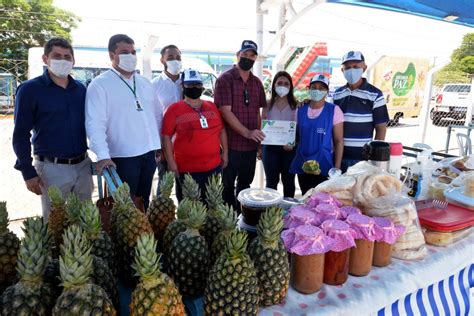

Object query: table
[259,231,474,316]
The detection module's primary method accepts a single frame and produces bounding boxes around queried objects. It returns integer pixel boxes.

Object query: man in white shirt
[151,44,182,194]
[86,34,162,209]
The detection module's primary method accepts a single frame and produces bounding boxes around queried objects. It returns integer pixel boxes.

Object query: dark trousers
[156,160,168,196]
[297,173,328,196]
[262,145,296,198]
[175,166,221,203]
[223,149,257,212]
[112,150,156,210]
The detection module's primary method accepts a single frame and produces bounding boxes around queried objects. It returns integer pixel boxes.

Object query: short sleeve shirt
[214,66,266,151]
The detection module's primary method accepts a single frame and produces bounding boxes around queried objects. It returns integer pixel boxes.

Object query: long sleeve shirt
[85,69,162,161]
[12,70,88,180]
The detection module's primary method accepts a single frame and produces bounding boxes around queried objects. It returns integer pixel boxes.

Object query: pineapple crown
[48,186,65,209]
[79,201,102,239]
[256,206,284,249]
[182,174,201,201]
[159,172,175,198]
[17,217,49,282]
[186,201,207,230]
[205,174,224,214]
[113,183,135,212]
[176,198,193,220]
[218,204,238,231]
[59,224,93,288]
[0,201,9,232]
[132,234,165,289]
[224,230,249,262]
[65,193,82,226]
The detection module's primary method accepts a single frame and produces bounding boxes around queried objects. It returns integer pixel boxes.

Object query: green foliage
[0,0,79,81]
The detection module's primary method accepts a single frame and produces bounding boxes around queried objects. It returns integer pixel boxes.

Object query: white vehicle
[431,83,472,123]
[0,73,17,114]
[28,47,218,99]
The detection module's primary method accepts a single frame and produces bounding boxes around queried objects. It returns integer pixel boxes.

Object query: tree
[0,0,79,81]
[434,32,474,85]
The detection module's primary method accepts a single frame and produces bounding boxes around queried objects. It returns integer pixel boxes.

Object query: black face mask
[238,57,255,71]
[184,87,203,99]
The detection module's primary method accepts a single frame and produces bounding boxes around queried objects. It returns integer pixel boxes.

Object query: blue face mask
[309,89,327,102]
[343,68,364,84]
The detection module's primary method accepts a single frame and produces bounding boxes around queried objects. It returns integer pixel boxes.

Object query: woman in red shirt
[162,68,228,201]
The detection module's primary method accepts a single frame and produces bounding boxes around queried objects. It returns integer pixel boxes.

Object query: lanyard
[112,70,143,111]
[185,101,208,129]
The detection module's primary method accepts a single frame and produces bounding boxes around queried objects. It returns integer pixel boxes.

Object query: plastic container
[237,214,257,243]
[389,142,403,178]
[290,253,325,294]
[372,241,392,267]
[348,239,374,276]
[417,203,474,232]
[323,249,350,285]
[444,187,474,210]
[238,188,283,226]
[423,226,473,246]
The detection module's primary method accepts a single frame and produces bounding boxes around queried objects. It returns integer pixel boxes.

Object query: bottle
[389,142,403,178]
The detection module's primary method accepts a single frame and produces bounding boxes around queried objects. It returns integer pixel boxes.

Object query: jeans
[341,158,361,173]
[175,166,222,202]
[297,173,328,196]
[112,150,156,210]
[262,145,296,198]
[222,149,257,212]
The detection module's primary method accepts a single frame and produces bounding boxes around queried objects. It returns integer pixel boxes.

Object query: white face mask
[118,54,137,72]
[275,86,290,97]
[48,59,73,78]
[166,60,182,76]
[343,68,364,84]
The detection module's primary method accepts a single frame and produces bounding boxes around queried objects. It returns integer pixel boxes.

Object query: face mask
[238,57,255,71]
[166,60,182,76]
[48,59,73,78]
[309,89,327,102]
[275,86,289,97]
[118,54,137,72]
[343,68,364,84]
[184,87,203,99]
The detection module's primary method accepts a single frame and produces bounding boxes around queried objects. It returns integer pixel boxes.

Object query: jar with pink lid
[345,214,378,276]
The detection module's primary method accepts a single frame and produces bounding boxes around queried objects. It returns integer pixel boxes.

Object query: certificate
[261,120,297,146]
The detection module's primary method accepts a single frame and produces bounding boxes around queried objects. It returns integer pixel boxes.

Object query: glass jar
[349,239,374,276]
[290,253,325,294]
[323,249,350,285]
[373,241,392,267]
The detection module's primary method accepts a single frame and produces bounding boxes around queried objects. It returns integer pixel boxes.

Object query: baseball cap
[341,51,365,64]
[239,40,258,55]
[309,74,329,89]
[182,68,202,85]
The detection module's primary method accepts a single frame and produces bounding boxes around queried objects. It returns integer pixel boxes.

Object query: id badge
[136,100,144,111]
[200,117,209,129]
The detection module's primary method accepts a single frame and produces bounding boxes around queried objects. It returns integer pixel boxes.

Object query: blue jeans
[262,145,296,198]
[112,150,156,210]
[341,158,361,173]
[175,166,222,203]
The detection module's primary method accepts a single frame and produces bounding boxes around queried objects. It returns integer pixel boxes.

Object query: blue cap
[239,40,258,55]
[342,51,365,64]
[182,68,202,85]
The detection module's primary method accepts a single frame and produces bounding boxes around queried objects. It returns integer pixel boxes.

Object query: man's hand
[95,159,116,174]
[283,144,294,151]
[155,149,162,164]
[25,176,43,195]
[167,160,179,174]
[221,151,229,169]
[246,129,265,143]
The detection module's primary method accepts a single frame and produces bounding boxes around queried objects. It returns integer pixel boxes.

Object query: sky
[54,0,473,66]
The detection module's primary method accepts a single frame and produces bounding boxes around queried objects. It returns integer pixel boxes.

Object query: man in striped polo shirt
[333,51,389,172]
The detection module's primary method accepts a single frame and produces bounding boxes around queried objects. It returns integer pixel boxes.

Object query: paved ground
[1,114,466,238]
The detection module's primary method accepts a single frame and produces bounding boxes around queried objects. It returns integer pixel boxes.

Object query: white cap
[341,51,365,64]
[182,68,203,85]
[309,74,329,88]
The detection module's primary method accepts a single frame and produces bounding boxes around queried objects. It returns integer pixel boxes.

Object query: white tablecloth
[260,232,474,316]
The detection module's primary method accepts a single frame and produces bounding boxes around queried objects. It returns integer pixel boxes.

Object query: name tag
[136,100,144,111]
[200,117,209,129]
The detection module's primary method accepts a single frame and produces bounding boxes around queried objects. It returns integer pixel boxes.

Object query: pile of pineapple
[0,172,290,315]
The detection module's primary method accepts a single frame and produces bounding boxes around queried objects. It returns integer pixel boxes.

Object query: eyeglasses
[243,89,249,106]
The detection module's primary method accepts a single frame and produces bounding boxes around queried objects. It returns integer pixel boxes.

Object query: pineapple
[248,206,289,306]
[182,174,201,202]
[43,258,62,299]
[111,183,153,283]
[201,174,225,247]
[47,186,67,257]
[0,201,20,295]
[53,225,116,315]
[147,172,176,248]
[169,202,209,298]
[1,217,54,315]
[130,234,185,316]
[79,201,117,275]
[91,255,120,310]
[210,204,238,264]
[65,192,82,226]
[204,230,259,315]
[162,198,193,256]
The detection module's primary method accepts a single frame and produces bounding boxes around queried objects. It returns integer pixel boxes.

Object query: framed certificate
[261,120,297,146]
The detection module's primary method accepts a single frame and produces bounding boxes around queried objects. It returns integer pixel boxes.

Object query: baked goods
[423,227,472,246]
[313,176,356,204]
[463,172,474,198]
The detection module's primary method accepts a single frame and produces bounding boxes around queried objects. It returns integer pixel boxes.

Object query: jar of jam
[345,214,377,277]
[372,217,405,267]
[237,188,282,226]
[373,241,392,267]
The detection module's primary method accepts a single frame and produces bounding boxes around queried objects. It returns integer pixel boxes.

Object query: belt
[35,153,88,165]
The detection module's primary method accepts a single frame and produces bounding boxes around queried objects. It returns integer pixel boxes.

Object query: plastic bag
[366,194,427,260]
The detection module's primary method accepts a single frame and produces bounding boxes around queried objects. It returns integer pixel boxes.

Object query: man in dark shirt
[214,40,266,210]
[12,38,93,220]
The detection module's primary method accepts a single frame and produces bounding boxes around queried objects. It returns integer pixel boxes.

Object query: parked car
[430,83,472,124]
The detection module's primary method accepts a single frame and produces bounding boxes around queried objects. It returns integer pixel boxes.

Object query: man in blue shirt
[333,51,389,172]
[12,38,93,220]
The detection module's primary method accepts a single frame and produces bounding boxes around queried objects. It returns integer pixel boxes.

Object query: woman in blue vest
[289,74,344,195]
